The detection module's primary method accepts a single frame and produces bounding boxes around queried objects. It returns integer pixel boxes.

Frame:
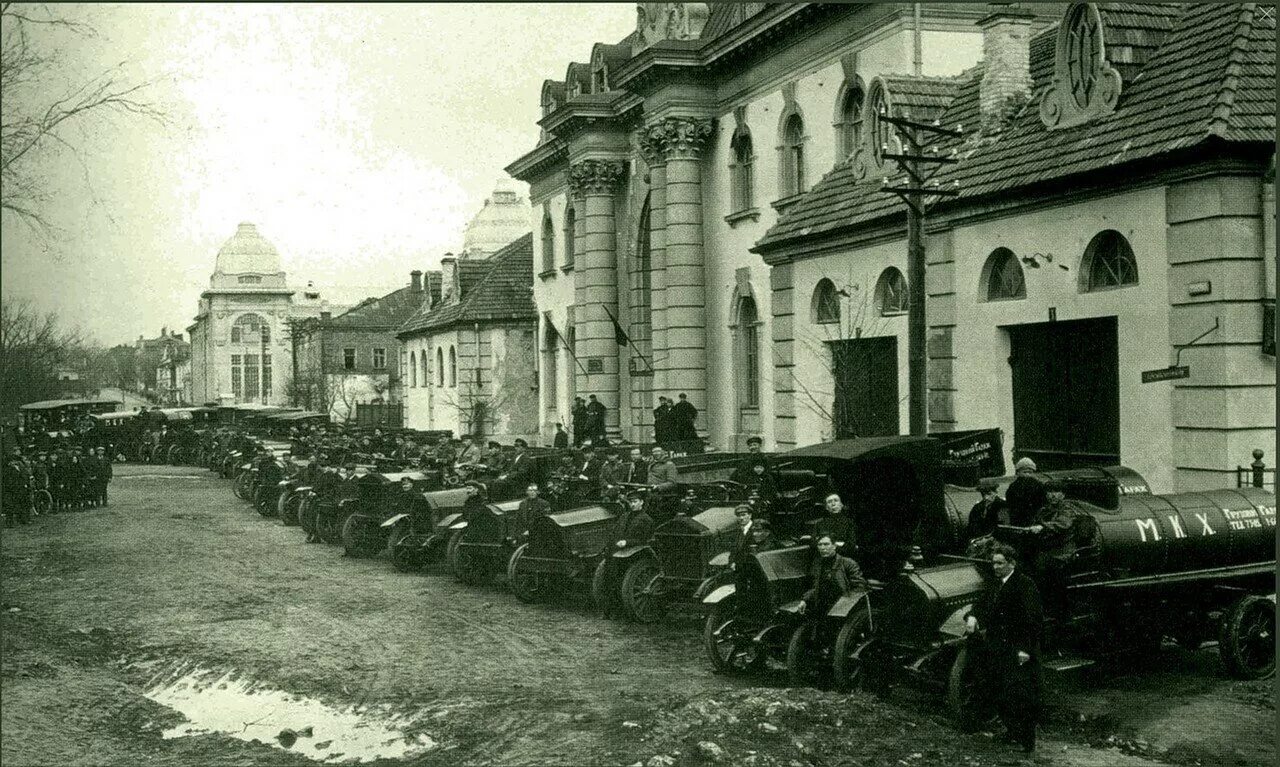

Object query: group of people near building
[2,441,115,526]
[555,392,701,449]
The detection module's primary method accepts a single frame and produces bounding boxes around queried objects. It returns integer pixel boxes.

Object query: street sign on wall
[1140,366,1190,383]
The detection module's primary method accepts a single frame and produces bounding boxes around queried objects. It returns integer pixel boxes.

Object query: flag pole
[600,303,654,373]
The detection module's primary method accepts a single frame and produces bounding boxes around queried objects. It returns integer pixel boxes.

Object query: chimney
[978,3,1034,132]
[410,270,423,292]
[440,254,457,304]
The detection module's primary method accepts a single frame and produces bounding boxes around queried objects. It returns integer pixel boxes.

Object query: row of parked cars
[204,431,1276,724]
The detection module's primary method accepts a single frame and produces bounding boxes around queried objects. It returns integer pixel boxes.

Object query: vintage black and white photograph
[1,2,1275,766]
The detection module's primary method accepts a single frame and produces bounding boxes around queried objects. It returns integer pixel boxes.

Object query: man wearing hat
[1005,457,1046,528]
[1027,478,1077,620]
[575,444,603,487]
[498,438,535,487]
[966,478,1008,542]
[647,447,678,488]
[514,482,552,538]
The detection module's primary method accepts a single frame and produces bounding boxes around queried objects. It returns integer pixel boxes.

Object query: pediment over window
[1040,3,1123,130]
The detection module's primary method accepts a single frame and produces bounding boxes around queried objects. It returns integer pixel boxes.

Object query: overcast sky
[0,3,635,345]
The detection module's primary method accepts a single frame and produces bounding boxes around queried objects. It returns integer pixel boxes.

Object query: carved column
[568,158,626,437]
[653,116,713,431]
[638,131,668,402]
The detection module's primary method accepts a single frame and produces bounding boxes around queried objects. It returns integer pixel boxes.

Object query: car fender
[703,584,736,605]
[708,552,730,568]
[611,544,654,561]
[381,513,409,529]
[825,590,873,619]
[778,599,805,616]
[938,603,975,638]
[449,519,468,531]
[295,486,312,493]
[436,512,463,529]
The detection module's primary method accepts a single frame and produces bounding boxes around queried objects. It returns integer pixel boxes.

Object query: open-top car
[341,471,433,557]
[383,485,480,571]
[507,502,625,606]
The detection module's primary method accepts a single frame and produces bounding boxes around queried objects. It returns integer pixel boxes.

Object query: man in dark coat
[965,543,1044,754]
[1005,457,1046,527]
[514,482,552,536]
[672,393,698,442]
[81,447,101,508]
[585,395,607,445]
[498,439,536,487]
[653,396,674,446]
[966,478,1009,542]
[798,534,868,616]
[571,398,588,447]
[574,445,604,487]
[813,491,857,555]
[621,447,648,485]
[616,492,655,546]
[552,422,569,449]
[94,446,112,506]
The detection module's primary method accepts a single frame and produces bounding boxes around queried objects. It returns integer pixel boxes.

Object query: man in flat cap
[966,478,1008,542]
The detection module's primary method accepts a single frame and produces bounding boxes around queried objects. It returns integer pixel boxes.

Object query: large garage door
[829,336,899,439]
[1007,317,1120,469]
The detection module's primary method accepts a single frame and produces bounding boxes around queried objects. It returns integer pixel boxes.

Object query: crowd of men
[3,440,115,526]
[562,392,701,449]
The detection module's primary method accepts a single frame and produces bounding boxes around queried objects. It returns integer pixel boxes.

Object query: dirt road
[1,466,1272,766]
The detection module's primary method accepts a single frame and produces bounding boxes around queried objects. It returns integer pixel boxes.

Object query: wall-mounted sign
[586,358,604,374]
[1141,366,1190,383]
[628,357,653,376]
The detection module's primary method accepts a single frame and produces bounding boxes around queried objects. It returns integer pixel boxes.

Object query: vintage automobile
[449,495,525,585]
[699,437,1158,684]
[848,486,1277,720]
[88,411,141,460]
[341,471,433,557]
[507,503,626,606]
[383,485,480,571]
[274,458,315,526]
[299,467,365,544]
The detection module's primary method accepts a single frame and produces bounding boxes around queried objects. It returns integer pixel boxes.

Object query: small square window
[343,348,357,370]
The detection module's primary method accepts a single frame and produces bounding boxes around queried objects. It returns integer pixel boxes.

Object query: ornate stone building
[508,2,998,448]
[187,223,333,406]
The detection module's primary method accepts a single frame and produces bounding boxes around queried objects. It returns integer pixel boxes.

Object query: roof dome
[215,222,282,274]
[461,179,531,257]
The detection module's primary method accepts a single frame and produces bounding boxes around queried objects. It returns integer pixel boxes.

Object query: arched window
[541,212,555,272]
[812,278,841,324]
[436,347,444,387]
[563,206,576,269]
[230,313,268,344]
[1080,230,1139,292]
[730,127,755,212]
[420,351,428,387]
[781,114,806,197]
[448,346,457,387]
[837,83,865,159]
[409,351,418,388]
[875,268,909,315]
[631,196,653,355]
[736,297,761,408]
[982,248,1027,301]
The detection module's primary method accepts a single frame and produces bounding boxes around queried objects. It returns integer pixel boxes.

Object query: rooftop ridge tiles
[1207,3,1259,139]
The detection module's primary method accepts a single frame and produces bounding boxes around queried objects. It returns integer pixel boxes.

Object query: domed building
[188,222,331,406]
[459,178,531,258]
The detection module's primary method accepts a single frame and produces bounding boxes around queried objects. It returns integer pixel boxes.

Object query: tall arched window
[540,212,555,272]
[630,196,653,359]
[982,248,1027,301]
[736,297,761,408]
[837,84,865,159]
[563,206,576,269]
[230,313,268,344]
[781,114,806,197]
[875,267,909,315]
[436,347,444,387]
[730,127,755,212]
[812,278,841,324]
[448,346,457,388]
[420,351,428,387]
[1080,230,1139,292]
[409,351,418,387]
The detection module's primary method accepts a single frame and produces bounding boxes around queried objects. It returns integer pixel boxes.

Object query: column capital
[645,116,714,160]
[637,131,667,169]
[568,159,626,197]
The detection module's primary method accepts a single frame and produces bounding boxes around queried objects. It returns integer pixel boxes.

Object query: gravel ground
[1,464,1272,766]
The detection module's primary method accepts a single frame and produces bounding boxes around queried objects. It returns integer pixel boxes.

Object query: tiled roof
[881,74,963,123]
[701,3,776,41]
[397,234,535,337]
[328,285,425,330]
[756,3,1275,254]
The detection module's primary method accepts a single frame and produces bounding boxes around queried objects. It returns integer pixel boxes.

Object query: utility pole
[880,114,963,436]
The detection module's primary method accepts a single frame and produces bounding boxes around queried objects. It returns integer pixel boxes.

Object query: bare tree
[1,3,167,232]
[0,297,85,418]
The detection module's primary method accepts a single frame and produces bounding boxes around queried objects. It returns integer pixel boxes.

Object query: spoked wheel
[233,472,251,500]
[319,510,348,545]
[786,623,829,688]
[167,445,184,465]
[390,529,426,572]
[277,492,295,525]
[255,490,277,518]
[298,496,318,537]
[32,490,53,516]
[1220,595,1276,680]
[591,559,621,618]
[832,610,874,692]
[947,644,993,732]
[703,600,764,674]
[342,515,385,558]
[507,543,544,603]
[450,530,486,585]
[620,558,664,624]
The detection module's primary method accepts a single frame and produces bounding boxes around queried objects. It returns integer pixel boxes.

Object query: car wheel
[620,558,663,624]
[390,528,424,572]
[507,543,541,603]
[1220,594,1276,680]
[946,644,992,732]
[786,624,824,688]
[703,599,762,674]
[450,530,486,585]
[832,609,873,692]
[342,515,383,558]
[590,559,619,618]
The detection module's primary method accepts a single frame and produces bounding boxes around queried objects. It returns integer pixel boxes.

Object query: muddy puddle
[142,663,436,763]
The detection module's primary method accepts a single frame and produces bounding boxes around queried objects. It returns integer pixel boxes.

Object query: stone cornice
[645,116,715,160]
[569,159,627,197]
[506,138,567,183]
